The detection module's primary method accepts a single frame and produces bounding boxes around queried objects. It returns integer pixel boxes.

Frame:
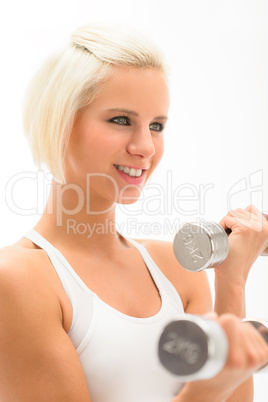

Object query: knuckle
[246,204,257,211]
[227,350,245,370]
[219,313,238,327]
[235,207,244,213]
[246,348,259,367]
[248,349,268,370]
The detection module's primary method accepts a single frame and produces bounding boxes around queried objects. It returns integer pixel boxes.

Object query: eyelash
[109,116,164,132]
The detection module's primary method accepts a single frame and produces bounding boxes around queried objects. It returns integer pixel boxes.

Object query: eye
[150,122,164,132]
[109,116,130,125]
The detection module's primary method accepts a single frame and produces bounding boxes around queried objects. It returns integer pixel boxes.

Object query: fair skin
[0,66,267,402]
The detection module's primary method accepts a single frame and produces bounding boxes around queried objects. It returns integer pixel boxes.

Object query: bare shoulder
[0,239,72,324]
[0,242,44,275]
[0,244,91,401]
[135,238,213,313]
[0,243,61,316]
[0,242,52,289]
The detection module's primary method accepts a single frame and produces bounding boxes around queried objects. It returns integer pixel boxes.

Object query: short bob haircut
[23,22,170,184]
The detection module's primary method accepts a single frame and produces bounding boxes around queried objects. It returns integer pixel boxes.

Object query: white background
[0,0,267,400]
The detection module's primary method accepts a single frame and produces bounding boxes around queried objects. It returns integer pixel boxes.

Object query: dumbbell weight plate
[242,318,268,373]
[173,221,229,272]
[158,315,229,381]
[158,316,268,380]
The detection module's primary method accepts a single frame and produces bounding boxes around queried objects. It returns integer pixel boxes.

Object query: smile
[114,164,143,177]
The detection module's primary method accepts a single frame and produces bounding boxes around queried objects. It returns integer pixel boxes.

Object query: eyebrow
[105,108,168,120]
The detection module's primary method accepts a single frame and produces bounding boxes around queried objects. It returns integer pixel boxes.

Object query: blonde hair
[23,22,170,184]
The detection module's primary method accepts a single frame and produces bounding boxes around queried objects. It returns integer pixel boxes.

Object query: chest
[77,299,184,402]
[57,246,162,322]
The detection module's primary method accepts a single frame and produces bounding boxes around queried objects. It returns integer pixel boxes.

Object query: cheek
[70,124,106,160]
[154,137,164,164]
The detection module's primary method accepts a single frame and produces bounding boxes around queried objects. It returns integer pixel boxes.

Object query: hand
[174,313,268,402]
[217,205,268,285]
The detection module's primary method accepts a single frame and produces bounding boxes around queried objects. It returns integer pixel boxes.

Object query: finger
[242,323,268,370]
[219,213,252,233]
[226,210,263,233]
[245,205,264,220]
[218,315,244,368]
[263,213,268,222]
[218,211,236,232]
[230,208,260,222]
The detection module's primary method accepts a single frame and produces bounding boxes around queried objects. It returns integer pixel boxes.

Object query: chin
[116,186,144,205]
[116,196,141,205]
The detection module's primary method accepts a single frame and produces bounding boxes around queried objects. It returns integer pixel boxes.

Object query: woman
[0,22,267,402]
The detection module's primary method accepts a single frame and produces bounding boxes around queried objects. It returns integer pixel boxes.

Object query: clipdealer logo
[65,217,186,238]
[4,170,214,223]
[4,169,266,231]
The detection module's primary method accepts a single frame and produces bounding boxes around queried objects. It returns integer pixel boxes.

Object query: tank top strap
[23,228,79,309]
[24,229,184,316]
[126,237,184,312]
[126,237,162,282]
[23,228,95,350]
[24,228,57,253]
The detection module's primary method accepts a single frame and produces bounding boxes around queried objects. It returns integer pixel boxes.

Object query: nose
[126,127,156,159]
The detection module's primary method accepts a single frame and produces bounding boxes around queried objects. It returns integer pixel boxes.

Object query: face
[65,66,169,210]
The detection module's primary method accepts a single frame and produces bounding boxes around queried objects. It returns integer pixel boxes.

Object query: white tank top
[24,229,185,401]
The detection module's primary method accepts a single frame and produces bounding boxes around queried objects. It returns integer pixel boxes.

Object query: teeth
[115,165,143,177]
[129,168,136,176]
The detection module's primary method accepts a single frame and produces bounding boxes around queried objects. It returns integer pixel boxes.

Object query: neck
[34,180,125,252]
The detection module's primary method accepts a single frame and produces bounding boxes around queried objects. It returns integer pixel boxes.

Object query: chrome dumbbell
[173,215,268,272]
[158,315,268,381]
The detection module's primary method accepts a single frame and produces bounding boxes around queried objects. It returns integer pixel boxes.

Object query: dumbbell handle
[173,214,268,271]
[158,315,268,381]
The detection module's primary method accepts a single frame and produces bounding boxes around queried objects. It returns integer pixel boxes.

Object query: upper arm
[182,270,213,314]
[0,250,91,402]
[143,240,213,314]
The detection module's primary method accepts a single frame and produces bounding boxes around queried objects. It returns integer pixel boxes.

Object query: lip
[113,165,147,185]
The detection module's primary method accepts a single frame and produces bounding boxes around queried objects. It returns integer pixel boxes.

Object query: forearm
[214,275,246,318]
[172,377,253,402]
[213,273,254,401]
[172,380,231,402]
[226,377,253,402]
[174,206,267,402]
